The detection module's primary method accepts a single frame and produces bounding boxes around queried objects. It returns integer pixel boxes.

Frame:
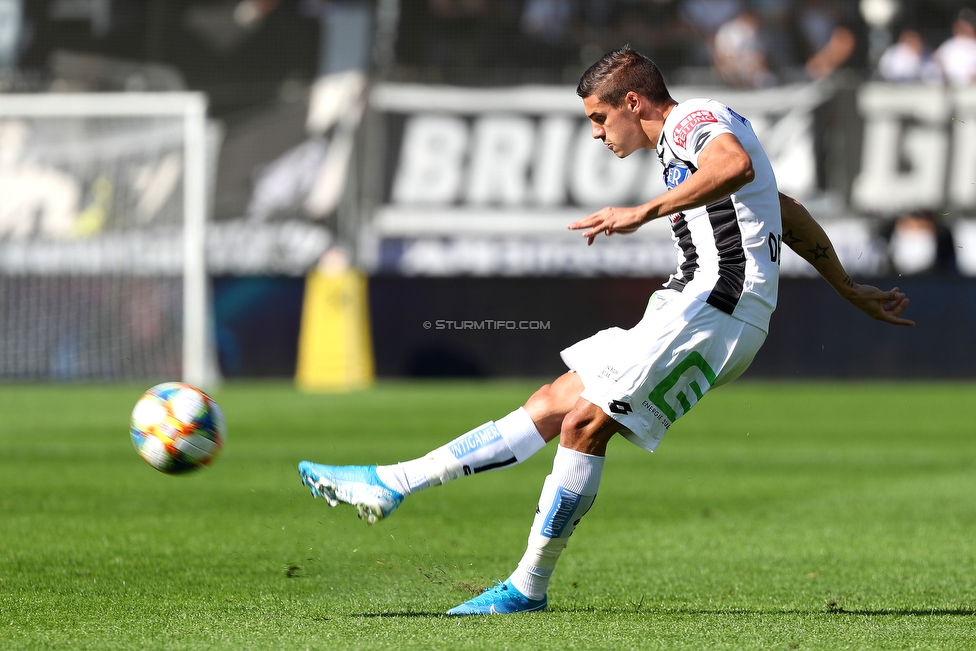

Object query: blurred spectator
[0,0,24,70]
[884,209,957,276]
[519,0,582,67]
[713,8,777,87]
[576,0,618,56]
[426,0,495,68]
[931,8,976,86]
[603,0,687,72]
[749,0,794,74]
[795,0,859,80]
[401,0,523,76]
[678,0,744,66]
[877,28,932,81]
[521,0,576,44]
[235,0,284,29]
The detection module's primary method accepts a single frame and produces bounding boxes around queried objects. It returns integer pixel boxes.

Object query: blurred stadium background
[0,0,973,386]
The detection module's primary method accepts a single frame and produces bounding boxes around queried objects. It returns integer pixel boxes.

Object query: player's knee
[528,380,580,416]
[524,383,553,413]
[560,408,599,442]
[559,404,616,454]
[560,408,585,434]
[532,383,554,402]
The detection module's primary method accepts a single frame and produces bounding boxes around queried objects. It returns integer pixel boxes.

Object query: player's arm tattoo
[808,243,831,261]
[783,228,831,261]
[782,229,803,247]
[842,275,857,289]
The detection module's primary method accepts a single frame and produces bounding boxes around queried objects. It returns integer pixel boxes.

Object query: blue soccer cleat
[298,461,404,525]
[446,579,547,615]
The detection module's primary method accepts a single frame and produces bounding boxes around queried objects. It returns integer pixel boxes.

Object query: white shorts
[560,289,767,452]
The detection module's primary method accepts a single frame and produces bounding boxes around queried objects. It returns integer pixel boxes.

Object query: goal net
[0,93,219,385]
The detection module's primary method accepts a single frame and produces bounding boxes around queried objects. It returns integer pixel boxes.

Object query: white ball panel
[171,388,205,424]
[140,435,172,470]
[132,397,166,429]
[210,403,227,439]
[174,433,217,463]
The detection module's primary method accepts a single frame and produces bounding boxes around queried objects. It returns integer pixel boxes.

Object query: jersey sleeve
[668,103,734,169]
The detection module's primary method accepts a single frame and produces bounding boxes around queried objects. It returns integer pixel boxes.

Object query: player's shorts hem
[561,290,766,452]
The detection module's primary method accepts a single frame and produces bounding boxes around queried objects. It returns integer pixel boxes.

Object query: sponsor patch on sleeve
[672,110,718,149]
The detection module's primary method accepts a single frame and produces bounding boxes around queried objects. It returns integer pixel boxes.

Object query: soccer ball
[130,382,226,474]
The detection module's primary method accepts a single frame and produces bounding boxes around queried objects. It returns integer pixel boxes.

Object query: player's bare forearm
[631,137,754,224]
[779,193,915,326]
[779,193,851,293]
[569,135,754,244]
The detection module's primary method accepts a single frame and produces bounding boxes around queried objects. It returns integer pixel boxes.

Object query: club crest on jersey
[664,159,691,189]
[672,110,717,148]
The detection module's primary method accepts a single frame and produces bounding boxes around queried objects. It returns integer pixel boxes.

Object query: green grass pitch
[1,380,975,650]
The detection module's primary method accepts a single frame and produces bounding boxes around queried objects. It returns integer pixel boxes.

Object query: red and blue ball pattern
[130,382,226,474]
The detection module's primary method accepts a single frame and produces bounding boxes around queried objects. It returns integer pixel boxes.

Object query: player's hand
[568,206,646,245]
[847,284,915,326]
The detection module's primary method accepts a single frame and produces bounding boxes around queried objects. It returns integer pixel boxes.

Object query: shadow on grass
[353,608,976,618]
[644,608,976,618]
[357,612,451,618]
[828,609,976,617]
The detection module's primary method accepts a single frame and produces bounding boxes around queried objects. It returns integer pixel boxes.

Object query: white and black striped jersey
[657,98,782,333]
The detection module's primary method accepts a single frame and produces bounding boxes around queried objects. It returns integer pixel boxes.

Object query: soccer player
[297,46,914,615]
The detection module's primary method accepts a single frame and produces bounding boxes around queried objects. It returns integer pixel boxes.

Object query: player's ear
[625,91,641,112]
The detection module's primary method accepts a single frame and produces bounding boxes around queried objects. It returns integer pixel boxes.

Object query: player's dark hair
[576,45,671,107]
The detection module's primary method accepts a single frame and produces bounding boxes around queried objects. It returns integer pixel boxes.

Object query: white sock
[508,445,604,600]
[375,407,546,496]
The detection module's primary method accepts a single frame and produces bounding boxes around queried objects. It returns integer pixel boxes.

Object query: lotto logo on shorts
[609,400,632,415]
[672,110,717,148]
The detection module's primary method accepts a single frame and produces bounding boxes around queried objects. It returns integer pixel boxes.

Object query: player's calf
[376,406,546,495]
[297,407,547,523]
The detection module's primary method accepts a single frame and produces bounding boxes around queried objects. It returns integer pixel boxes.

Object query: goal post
[180,94,212,390]
[0,92,220,387]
